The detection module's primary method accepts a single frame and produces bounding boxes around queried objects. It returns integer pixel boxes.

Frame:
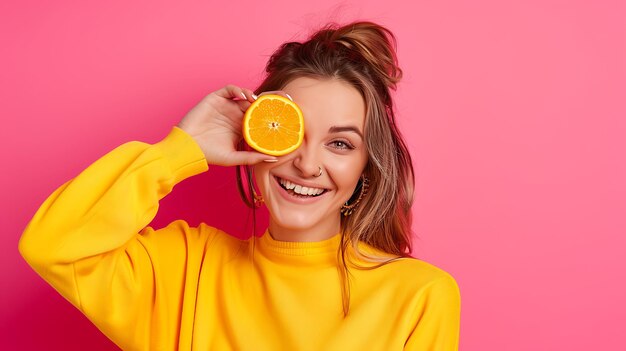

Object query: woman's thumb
[230,151,277,166]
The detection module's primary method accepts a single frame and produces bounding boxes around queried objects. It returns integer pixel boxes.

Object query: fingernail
[263,159,278,163]
[251,94,258,100]
[240,92,247,100]
[285,93,293,101]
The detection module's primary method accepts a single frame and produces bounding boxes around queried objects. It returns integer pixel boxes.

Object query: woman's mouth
[275,176,328,198]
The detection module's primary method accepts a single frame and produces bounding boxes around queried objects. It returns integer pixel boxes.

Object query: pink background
[2,0,624,350]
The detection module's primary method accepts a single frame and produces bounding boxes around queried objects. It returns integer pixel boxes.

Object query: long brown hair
[236,21,415,316]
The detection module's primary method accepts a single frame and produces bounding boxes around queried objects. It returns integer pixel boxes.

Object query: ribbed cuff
[154,126,208,184]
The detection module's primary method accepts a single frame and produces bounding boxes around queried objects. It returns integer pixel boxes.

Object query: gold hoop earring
[340,175,370,216]
[250,168,263,207]
[252,188,264,208]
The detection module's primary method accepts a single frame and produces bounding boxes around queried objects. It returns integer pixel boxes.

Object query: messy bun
[237,21,415,316]
[264,21,402,97]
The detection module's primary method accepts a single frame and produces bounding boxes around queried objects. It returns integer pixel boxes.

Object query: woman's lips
[272,176,330,204]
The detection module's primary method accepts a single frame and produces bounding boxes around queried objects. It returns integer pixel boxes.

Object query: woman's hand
[176,85,277,167]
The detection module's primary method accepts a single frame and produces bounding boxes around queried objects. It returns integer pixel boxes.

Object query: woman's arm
[19,126,209,349]
[18,84,278,349]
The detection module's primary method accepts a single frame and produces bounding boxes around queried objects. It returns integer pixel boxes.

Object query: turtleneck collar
[258,230,341,256]
[253,230,401,268]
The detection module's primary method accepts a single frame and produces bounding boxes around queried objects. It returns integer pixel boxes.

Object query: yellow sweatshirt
[18,126,461,351]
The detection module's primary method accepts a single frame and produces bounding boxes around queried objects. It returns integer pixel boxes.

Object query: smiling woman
[19,21,460,351]
[254,77,369,243]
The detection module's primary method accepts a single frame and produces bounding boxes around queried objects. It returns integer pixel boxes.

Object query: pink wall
[2,0,624,349]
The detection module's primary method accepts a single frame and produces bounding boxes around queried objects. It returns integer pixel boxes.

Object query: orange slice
[242,94,304,156]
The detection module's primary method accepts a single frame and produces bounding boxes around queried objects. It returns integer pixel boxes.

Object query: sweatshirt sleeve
[18,126,209,350]
[404,273,462,351]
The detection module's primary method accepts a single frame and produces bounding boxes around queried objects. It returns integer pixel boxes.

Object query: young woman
[19,21,461,350]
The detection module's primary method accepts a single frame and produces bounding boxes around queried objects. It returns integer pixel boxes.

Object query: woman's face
[254,77,368,242]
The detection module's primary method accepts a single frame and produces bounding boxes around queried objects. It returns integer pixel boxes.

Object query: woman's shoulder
[393,256,456,280]
[352,241,459,293]
[374,256,461,309]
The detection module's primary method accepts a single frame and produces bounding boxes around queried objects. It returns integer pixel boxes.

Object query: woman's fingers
[213,86,293,104]
[228,151,277,166]
[208,85,257,112]
[236,100,252,113]
[241,87,258,102]
[214,84,254,101]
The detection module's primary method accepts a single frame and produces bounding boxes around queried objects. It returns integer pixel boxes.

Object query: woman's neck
[268,220,340,242]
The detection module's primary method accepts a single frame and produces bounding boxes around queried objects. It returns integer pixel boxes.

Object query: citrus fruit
[242,94,304,156]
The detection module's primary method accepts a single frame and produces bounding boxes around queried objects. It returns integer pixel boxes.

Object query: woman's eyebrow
[328,125,364,140]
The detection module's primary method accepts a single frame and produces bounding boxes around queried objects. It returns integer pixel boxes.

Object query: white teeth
[282,179,296,190]
[278,177,325,196]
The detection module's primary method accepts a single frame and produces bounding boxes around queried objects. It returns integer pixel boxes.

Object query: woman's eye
[329,140,355,150]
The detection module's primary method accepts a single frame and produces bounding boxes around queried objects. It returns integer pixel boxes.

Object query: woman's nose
[292,141,322,178]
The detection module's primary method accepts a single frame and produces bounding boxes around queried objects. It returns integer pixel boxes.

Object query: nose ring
[314,166,323,177]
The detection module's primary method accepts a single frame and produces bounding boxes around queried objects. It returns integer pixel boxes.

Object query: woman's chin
[269,211,320,232]
[267,207,340,240]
